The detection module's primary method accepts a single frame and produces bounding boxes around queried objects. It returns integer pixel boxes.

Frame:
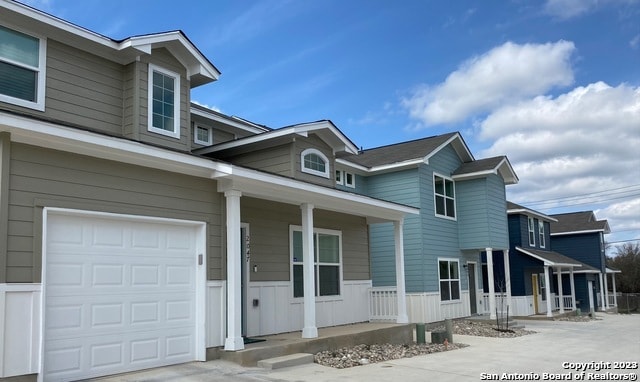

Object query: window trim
[193,123,212,145]
[0,24,47,111]
[300,148,330,178]
[335,169,355,188]
[528,217,536,247]
[147,64,181,139]
[433,173,456,220]
[538,220,546,248]
[438,258,461,303]
[290,225,343,302]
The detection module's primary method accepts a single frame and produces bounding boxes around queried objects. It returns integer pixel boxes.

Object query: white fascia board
[424,133,474,164]
[190,107,267,135]
[606,267,622,273]
[293,121,359,154]
[507,209,558,222]
[225,167,419,221]
[550,229,606,236]
[0,113,232,179]
[515,247,581,268]
[335,158,424,174]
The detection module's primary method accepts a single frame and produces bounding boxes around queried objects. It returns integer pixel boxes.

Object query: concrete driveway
[94,313,640,382]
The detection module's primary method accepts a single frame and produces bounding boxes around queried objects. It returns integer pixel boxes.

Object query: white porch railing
[368,286,397,321]
[608,294,617,307]
[553,295,575,310]
[481,293,507,314]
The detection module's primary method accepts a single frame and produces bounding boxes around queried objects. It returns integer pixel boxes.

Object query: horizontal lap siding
[420,146,463,293]
[241,197,370,283]
[228,144,293,177]
[45,40,124,135]
[6,143,222,282]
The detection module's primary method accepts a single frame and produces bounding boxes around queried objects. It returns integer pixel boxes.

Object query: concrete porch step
[257,353,314,369]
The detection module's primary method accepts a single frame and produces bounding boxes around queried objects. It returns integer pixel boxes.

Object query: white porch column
[486,248,496,319]
[598,272,606,311]
[503,249,512,313]
[569,268,576,311]
[544,265,552,317]
[224,190,244,351]
[556,267,565,314]
[301,203,318,338]
[394,219,408,324]
[603,272,610,310]
[612,273,618,307]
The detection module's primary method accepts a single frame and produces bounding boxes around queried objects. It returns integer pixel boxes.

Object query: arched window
[301,148,330,178]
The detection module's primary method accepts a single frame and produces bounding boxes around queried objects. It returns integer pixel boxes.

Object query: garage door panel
[44,212,200,381]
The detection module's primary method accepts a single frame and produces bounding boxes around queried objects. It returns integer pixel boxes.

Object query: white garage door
[43,210,204,381]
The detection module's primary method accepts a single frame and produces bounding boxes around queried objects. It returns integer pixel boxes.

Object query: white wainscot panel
[406,291,470,323]
[205,281,225,348]
[247,280,372,337]
[0,284,41,377]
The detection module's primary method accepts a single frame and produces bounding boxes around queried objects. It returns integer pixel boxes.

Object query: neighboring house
[550,211,617,312]
[336,135,519,322]
[0,2,418,380]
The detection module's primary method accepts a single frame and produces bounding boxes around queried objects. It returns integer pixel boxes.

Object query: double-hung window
[439,259,460,301]
[335,170,355,188]
[0,25,46,110]
[301,148,330,178]
[291,226,342,298]
[538,221,546,248]
[434,174,456,219]
[148,64,180,138]
[528,217,536,246]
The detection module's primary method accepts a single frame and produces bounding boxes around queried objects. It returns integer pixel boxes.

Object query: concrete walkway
[93,313,640,382]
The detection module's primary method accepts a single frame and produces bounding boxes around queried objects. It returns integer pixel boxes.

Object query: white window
[301,148,330,178]
[528,217,536,246]
[0,25,46,111]
[434,174,456,219]
[148,64,180,138]
[538,221,545,248]
[335,170,355,188]
[194,124,212,145]
[291,226,342,298]
[439,259,460,301]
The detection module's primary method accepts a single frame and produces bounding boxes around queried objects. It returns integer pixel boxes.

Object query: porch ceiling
[217,168,419,223]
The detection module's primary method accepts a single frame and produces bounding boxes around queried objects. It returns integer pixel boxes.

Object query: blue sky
[24,0,640,250]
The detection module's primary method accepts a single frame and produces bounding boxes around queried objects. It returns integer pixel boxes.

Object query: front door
[468,263,477,315]
[532,274,539,314]
[240,223,250,337]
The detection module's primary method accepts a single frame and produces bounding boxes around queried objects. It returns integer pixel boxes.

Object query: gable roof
[515,247,583,267]
[194,120,359,156]
[3,0,220,87]
[549,211,611,236]
[336,132,473,173]
[507,201,557,222]
[452,156,519,185]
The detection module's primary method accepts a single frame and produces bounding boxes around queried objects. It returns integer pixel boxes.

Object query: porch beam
[556,267,564,314]
[544,265,552,317]
[224,190,244,351]
[301,203,318,338]
[394,219,408,324]
[486,248,496,319]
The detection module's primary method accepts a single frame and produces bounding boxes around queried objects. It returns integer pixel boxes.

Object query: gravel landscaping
[428,319,537,338]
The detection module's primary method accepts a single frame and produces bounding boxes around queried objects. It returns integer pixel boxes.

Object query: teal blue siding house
[338,133,519,322]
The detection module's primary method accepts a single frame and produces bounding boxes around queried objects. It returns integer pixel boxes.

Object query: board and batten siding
[456,174,509,250]
[5,143,223,283]
[367,169,421,288]
[240,197,370,282]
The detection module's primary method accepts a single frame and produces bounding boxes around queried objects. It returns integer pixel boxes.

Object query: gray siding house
[0,2,417,380]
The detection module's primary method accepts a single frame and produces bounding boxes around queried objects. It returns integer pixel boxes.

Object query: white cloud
[631,34,640,49]
[543,0,598,19]
[402,41,575,126]
[478,82,640,241]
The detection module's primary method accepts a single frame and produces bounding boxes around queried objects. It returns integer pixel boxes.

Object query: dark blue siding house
[550,211,617,313]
